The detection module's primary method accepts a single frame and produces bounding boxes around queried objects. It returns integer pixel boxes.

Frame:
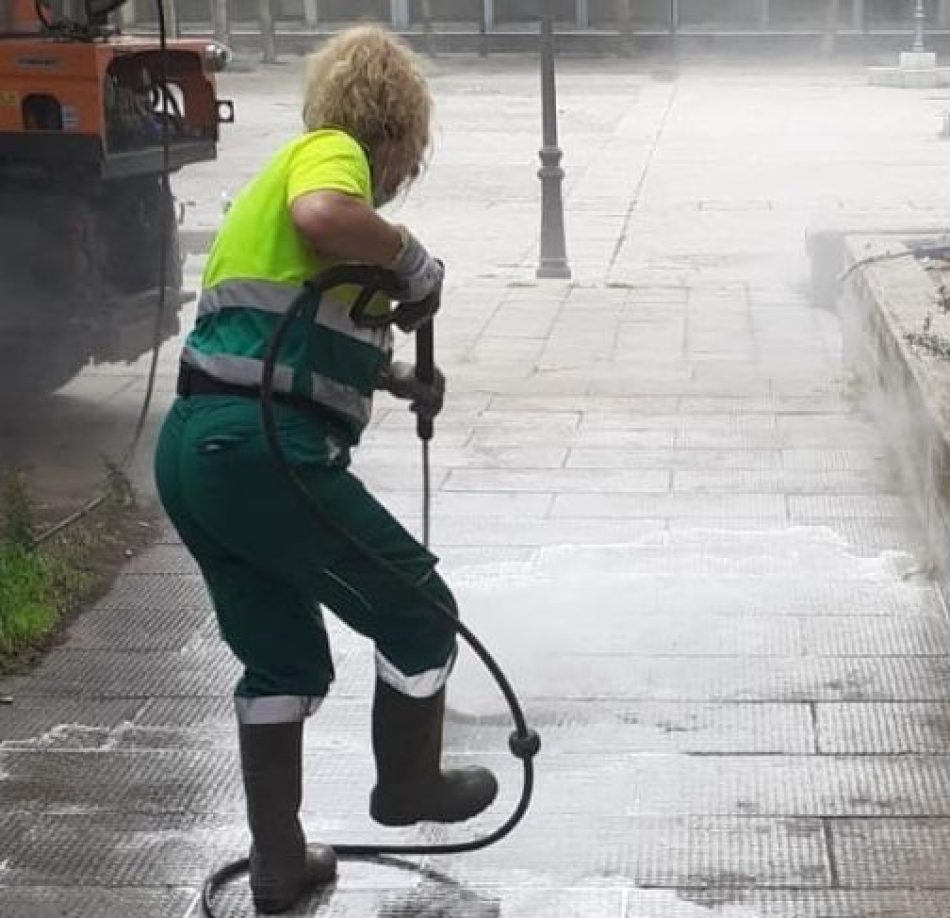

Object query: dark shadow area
[0,295,189,526]
[204,855,502,918]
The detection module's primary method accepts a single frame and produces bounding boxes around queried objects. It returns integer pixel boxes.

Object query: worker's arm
[291,190,443,303]
[291,190,402,266]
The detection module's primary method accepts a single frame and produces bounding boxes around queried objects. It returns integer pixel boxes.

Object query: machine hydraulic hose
[200,267,541,917]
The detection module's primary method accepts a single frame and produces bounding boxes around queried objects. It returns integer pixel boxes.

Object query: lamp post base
[536,259,572,280]
[537,146,571,280]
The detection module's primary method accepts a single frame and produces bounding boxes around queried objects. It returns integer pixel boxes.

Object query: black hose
[34,0,52,30]
[838,239,950,284]
[200,279,540,916]
[126,0,171,460]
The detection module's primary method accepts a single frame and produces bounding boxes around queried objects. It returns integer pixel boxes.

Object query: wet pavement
[3,58,950,917]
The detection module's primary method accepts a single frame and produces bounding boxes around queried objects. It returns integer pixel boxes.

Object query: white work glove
[389,227,444,305]
[378,360,446,421]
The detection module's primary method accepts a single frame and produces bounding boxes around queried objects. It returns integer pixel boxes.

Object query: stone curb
[869,66,950,88]
[838,233,950,595]
[806,220,950,310]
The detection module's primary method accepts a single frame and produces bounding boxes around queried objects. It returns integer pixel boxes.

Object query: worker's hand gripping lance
[307,264,442,524]
[340,262,443,435]
[343,265,442,542]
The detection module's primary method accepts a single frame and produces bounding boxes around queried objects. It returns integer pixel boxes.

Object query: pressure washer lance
[201,267,541,917]
[415,314,435,548]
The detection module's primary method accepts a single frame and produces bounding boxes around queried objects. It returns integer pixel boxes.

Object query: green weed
[0,543,62,654]
[0,473,92,657]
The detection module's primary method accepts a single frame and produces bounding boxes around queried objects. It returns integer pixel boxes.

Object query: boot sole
[370,782,499,827]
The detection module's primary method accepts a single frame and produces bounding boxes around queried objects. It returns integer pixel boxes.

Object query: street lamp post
[536,0,571,280]
[914,0,926,52]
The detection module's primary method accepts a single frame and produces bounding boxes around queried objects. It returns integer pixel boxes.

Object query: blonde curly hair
[303,25,432,187]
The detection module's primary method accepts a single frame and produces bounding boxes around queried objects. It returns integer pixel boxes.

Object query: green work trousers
[154,395,457,723]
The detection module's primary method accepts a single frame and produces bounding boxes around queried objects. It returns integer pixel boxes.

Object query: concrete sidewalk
[3,59,950,917]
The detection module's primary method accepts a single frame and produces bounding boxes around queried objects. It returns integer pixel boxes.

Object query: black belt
[177,363,260,400]
[176,362,343,431]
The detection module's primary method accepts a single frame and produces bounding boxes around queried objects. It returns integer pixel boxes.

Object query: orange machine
[4,0,35,30]
[0,0,232,393]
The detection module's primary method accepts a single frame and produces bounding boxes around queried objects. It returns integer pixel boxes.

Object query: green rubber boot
[369,679,498,827]
[238,721,337,913]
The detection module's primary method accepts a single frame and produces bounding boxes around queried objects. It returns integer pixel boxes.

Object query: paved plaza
[3,56,950,917]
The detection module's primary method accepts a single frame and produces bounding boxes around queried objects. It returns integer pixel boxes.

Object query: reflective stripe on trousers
[375,647,457,698]
[235,694,324,724]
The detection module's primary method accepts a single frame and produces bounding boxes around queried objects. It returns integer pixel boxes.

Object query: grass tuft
[0,473,92,658]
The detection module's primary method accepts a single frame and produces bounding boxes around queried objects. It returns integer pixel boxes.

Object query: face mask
[373,184,397,209]
[371,145,415,209]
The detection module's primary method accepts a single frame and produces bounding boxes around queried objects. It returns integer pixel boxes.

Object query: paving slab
[0,887,198,918]
[816,702,950,755]
[430,816,830,888]
[665,889,950,918]
[831,818,950,888]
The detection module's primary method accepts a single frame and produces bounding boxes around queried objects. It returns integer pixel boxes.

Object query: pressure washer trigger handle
[415,319,435,442]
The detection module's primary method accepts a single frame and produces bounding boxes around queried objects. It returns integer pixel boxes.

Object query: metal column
[617,0,632,46]
[303,0,318,28]
[116,0,135,28]
[536,1,570,280]
[259,0,276,62]
[421,0,435,54]
[913,0,926,51]
[164,0,179,37]
[852,0,865,31]
[576,0,589,29]
[391,0,409,30]
[479,0,492,54]
[823,0,840,54]
[212,0,230,44]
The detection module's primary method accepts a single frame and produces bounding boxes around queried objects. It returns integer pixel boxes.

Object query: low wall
[835,233,950,596]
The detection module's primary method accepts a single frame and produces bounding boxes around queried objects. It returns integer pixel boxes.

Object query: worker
[154,25,497,915]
